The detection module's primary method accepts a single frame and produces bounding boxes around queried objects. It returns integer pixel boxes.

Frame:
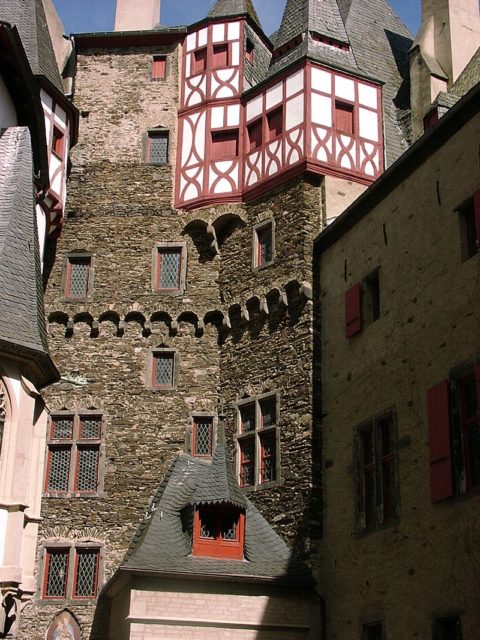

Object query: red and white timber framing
[175,19,384,210]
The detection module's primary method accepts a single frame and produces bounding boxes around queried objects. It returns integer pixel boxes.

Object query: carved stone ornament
[46,611,81,640]
[60,371,88,387]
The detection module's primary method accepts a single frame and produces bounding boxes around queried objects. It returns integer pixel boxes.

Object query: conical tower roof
[208,0,261,28]
[191,428,247,510]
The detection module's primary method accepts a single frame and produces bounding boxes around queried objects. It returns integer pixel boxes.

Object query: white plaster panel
[266,82,283,110]
[54,105,67,127]
[227,104,240,127]
[212,23,225,43]
[36,205,47,270]
[0,509,7,565]
[50,153,61,177]
[183,182,199,201]
[311,67,331,94]
[44,115,52,144]
[286,94,304,130]
[185,55,191,77]
[195,112,206,158]
[186,33,196,52]
[286,69,304,97]
[198,28,208,47]
[214,177,234,193]
[231,42,240,66]
[181,120,194,164]
[0,75,17,130]
[51,168,62,194]
[228,21,240,40]
[359,108,379,142]
[247,169,258,187]
[311,94,332,126]
[246,96,263,122]
[216,84,235,99]
[40,89,53,112]
[335,76,355,101]
[211,106,225,129]
[358,83,378,109]
[340,154,352,169]
[217,69,236,83]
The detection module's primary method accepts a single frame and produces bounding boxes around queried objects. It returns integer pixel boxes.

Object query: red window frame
[211,130,239,161]
[64,256,92,301]
[245,38,254,64]
[42,546,101,601]
[212,43,229,68]
[44,413,102,495]
[151,352,175,389]
[192,508,245,559]
[156,247,182,292]
[335,101,355,135]
[423,108,439,131]
[52,126,64,157]
[192,416,214,458]
[151,55,166,80]
[267,108,283,141]
[43,548,69,599]
[193,47,207,74]
[73,548,100,599]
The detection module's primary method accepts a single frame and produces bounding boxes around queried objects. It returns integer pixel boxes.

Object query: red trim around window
[73,549,100,599]
[212,43,229,68]
[335,101,355,135]
[42,549,69,599]
[192,508,245,560]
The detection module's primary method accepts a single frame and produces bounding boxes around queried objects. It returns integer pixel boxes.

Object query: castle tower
[114,0,161,31]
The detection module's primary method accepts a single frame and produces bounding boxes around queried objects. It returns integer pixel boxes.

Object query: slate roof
[0,128,53,369]
[0,0,63,91]
[268,0,413,166]
[208,0,261,28]
[120,453,312,585]
[451,47,480,98]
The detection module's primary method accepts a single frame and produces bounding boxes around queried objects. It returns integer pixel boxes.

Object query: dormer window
[192,506,245,560]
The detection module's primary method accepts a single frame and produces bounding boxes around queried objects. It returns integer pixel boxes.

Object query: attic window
[192,507,245,560]
[311,31,350,51]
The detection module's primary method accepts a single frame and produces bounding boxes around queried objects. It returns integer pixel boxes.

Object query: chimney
[409,0,480,139]
[114,0,161,31]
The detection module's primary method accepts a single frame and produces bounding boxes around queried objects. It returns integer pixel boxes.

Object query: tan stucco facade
[114,0,161,32]
[315,101,480,638]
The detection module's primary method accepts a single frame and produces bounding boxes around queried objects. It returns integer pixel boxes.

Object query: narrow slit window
[193,416,214,457]
[156,248,182,291]
[246,38,254,63]
[248,119,263,152]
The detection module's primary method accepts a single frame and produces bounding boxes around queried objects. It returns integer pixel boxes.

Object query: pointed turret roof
[192,428,247,510]
[208,0,261,28]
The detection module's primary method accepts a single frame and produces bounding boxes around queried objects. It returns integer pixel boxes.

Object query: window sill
[252,260,275,272]
[355,517,399,539]
[43,491,105,499]
[145,161,170,166]
[36,596,98,607]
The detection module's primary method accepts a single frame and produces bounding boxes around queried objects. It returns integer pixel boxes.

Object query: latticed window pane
[260,432,276,483]
[67,258,90,299]
[199,511,215,539]
[221,513,238,541]
[194,418,213,456]
[153,353,174,387]
[240,437,255,486]
[148,133,168,163]
[80,416,102,439]
[47,448,71,491]
[51,417,74,440]
[260,397,277,427]
[74,550,99,597]
[240,404,255,433]
[158,250,181,290]
[76,447,99,491]
[45,550,69,597]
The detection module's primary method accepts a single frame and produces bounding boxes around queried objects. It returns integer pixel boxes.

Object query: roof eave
[73,28,186,50]
[0,339,59,388]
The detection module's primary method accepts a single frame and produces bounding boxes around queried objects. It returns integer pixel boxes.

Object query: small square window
[335,101,355,135]
[211,130,239,160]
[52,127,64,157]
[193,47,207,74]
[253,221,274,269]
[193,508,245,560]
[64,256,92,302]
[459,192,480,261]
[151,55,167,80]
[153,243,186,295]
[245,38,254,64]
[146,131,169,164]
[212,43,229,68]
[151,351,176,389]
[267,108,283,141]
[247,119,263,152]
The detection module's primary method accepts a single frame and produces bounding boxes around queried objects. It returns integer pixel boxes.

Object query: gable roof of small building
[117,450,312,586]
[0,127,58,386]
[0,0,63,92]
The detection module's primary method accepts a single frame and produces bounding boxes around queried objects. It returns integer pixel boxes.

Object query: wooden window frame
[44,411,104,497]
[192,508,245,560]
[235,392,281,490]
[145,129,169,165]
[62,253,94,303]
[151,54,167,80]
[190,413,216,458]
[151,242,187,295]
[39,542,103,604]
[354,410,399,533]
[148,348,178,391]
[252,219,275,271]
[247,118,263,152]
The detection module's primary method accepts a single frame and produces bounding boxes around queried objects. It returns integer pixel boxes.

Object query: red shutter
[211,131,238,160]
[427,380,453,502]
[213,44,229,68]
[267,109,283,140]
[194,48,207,74]
[335,102,354,135]
[474,190,480,249]
[345,283,362,337]
[152,57,166,79]
[248,120,263,151]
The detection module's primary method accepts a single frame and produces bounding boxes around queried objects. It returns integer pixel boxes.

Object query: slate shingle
[208,0,261,28]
